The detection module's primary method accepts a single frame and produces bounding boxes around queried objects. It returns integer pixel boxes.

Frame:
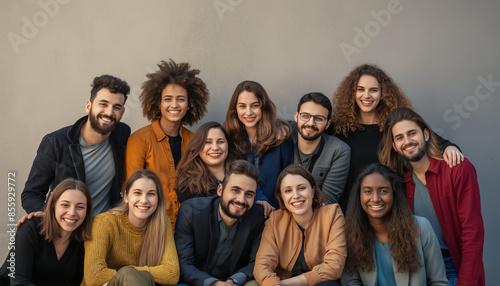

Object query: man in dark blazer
[175,160,266,286]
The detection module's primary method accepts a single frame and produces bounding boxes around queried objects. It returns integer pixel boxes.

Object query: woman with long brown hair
[224,80,293,217]
[175,121,241,202]
[0,178,93,285]
[254,165,346,286]
[341,163,448,286]
[331,64,463,211]
[83,169,179,286]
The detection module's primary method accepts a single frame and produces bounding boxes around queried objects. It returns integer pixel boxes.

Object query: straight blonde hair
[111,169,167,266]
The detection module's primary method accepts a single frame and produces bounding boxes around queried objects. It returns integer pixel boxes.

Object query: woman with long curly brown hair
[224,80,293,217]
[331,64,463,211]
[175,121,242,203]
[341,163,448,286]
[124,59,209,231]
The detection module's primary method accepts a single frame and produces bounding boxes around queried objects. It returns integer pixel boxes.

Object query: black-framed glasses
[298,112,328,124]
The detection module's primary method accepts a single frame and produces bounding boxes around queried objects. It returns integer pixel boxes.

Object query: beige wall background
[1,0,499,283]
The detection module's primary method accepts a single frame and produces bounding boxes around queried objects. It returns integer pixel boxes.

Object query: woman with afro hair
[330,64,462,211]
[124,59,209,231]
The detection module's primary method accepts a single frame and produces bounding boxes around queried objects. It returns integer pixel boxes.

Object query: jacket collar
[66,116,89,144]
[152,119,188,142]
[404,157,441,183]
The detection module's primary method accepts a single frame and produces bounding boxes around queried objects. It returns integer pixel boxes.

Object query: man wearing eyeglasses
[291,92,351,204]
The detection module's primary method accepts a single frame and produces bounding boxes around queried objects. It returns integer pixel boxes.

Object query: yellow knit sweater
[83,211,179,286]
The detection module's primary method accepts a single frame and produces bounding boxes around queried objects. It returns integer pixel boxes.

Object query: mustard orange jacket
[254,204,347,286]
[124,120,193,231]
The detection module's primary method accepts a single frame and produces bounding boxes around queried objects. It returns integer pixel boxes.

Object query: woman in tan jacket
[254,165,346,286]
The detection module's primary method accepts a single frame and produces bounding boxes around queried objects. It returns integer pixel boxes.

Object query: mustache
[99,114,116,122]
[230,200,249,209]
[301,124,319,131]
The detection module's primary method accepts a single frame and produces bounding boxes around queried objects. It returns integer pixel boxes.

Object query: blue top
[374,240,397,286]
[245,138,294,208]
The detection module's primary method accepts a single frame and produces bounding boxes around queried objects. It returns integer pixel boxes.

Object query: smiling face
[199,127,229,169]
[294,101,331,141]
[355,74,381,119]
[360,173,393,223]
[55,189,88,236]
[124,177,159,228]
[236,91,262,132]
[279,174,314,222]
[160,83,189,124]
[391,120,429,163]
[217,174,256,223]
[86,88,126,135]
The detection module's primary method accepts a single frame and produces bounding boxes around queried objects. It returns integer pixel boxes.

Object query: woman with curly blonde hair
[331,64,462,211]
[124,59,209,230]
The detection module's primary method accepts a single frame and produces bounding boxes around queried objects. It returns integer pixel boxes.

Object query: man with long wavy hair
[379,108,484,286]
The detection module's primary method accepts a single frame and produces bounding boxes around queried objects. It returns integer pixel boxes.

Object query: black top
[336,124,459,212]
[168,134,182,167]
[0,218,84,286]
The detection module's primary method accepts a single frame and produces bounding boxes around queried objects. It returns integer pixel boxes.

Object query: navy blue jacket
[21,116,130,213]
[245,139,294,208]
[175,196,265,286]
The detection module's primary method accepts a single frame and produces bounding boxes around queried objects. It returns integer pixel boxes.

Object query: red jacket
[404,158,484,286]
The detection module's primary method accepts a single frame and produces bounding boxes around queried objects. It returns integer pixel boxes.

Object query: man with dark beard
[175,160,265,286]
[291,92,350,205]
[379,108,484,286]
[21,75,130,216]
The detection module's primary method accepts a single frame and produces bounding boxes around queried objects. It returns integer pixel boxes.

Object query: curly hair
[139,59,209,126]
[175,122,242,197]
[223,80,291,156]
[345,163,421,274]
[332,64,413,136]
[90,74,130,103]
[379,108,444,176]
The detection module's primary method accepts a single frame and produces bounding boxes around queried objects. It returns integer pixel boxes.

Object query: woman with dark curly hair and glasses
[124,59,209,231]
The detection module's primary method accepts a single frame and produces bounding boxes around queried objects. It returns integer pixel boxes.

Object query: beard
[89,108,117,135]
[220,198,249,219]
[298,124,323,141]
[398,142,427,162]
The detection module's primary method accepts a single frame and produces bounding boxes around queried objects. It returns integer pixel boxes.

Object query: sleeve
[453,161,484,286]
[21,135,57,213]
[9,221,38,286]
[303,206,347,285]
[434,131,461,152]
[416,217,449,286]
[69,243,85,286]
[340,267,363,286]
[321,142,350,204]
[124,132,148,183]
[174,203,214,286]
[253,216,281,286]
[234,215,265,279]
[280,139,294,170]
[134,217,180,285]
[83,215,117,286]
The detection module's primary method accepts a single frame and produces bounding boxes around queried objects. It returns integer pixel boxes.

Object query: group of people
[0,60,484,286]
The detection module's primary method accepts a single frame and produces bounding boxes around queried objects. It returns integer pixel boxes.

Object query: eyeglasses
[298,112,328,124]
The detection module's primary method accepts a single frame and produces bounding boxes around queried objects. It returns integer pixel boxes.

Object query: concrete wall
[1,0,498,283]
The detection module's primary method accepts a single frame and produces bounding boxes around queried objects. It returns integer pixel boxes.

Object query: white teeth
[137,206,149,210]
[370,205,383,209]
[64,218,76,223]
[291,201,304,206]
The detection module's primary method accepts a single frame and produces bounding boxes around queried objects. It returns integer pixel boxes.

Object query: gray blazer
[341,216,449,286]
[291,121,351,204]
